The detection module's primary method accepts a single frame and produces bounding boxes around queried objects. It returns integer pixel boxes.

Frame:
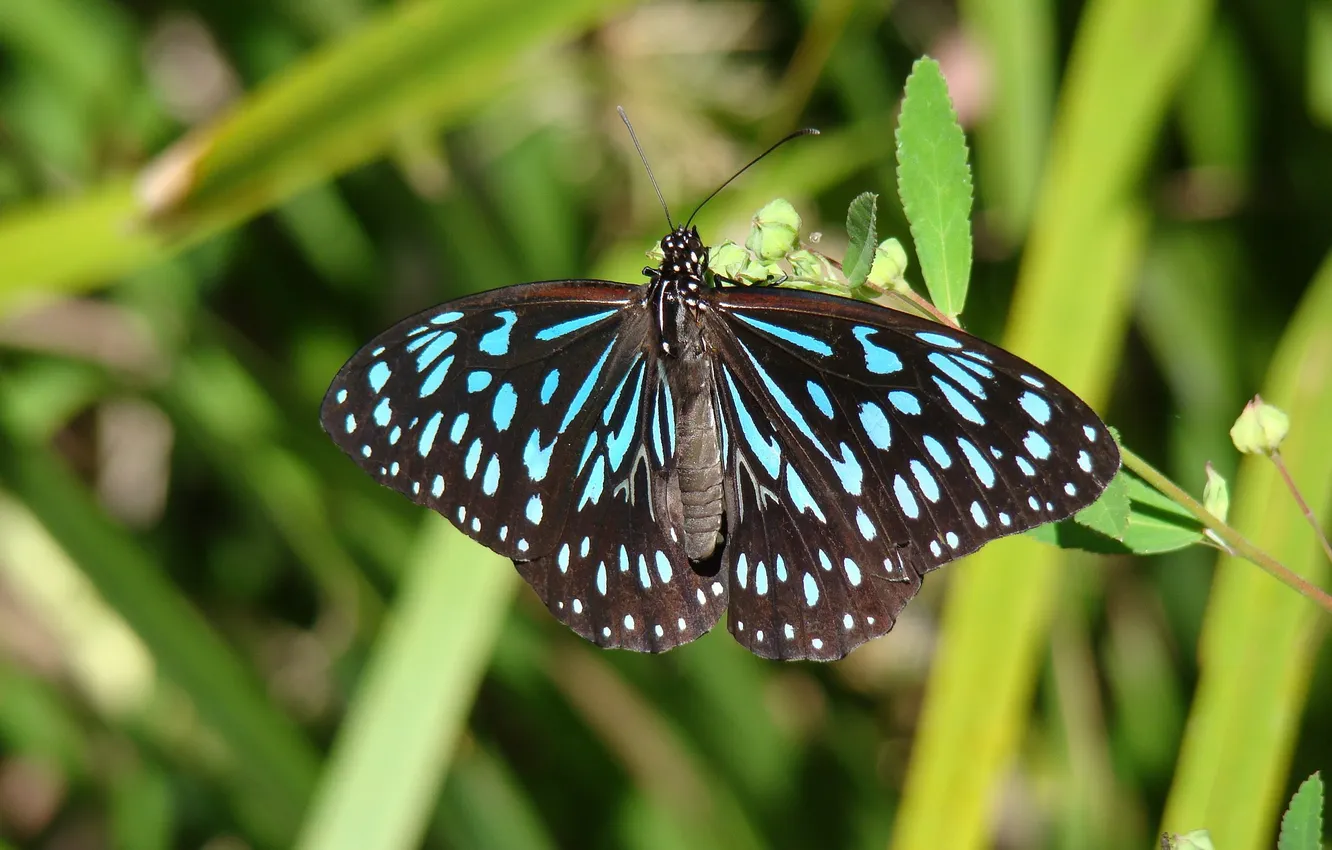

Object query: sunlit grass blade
[891,0,1213,846]
[295,520,517,850]
[0,0,634,312]
[958,0,1056,241]
[136,0,633,227]
[1160,249,1332,848]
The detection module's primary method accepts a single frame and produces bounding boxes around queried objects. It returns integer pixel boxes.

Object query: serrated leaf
[844,192,878,286]
[1278,773,1324,850]
[895,57,973,317]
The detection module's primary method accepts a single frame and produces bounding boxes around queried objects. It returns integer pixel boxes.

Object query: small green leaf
[1025,472,1129,553]
[1027,471,1202,555]
[844,192,878,286]
[895,56,973,317]
[1122,474,1204,554]
[1075,469,1132,538]
[1278,772,1324,850]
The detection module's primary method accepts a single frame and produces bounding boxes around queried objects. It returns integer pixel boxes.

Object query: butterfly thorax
[650,225,725,561]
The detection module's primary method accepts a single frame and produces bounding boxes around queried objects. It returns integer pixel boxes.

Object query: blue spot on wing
[852,327,904,374]
[606,363,645,471]
[559,339,617,433]
[368,362,391,393]
[478,310,517,356]
[492,383,517,431]
[419,355,454,397]
[722,368,780,478]
[932,376,985,425]
[733,313,833,356]
[524,430,555,481]
[535,309,617,341]
[415,333,455,371]
[540,369,560,404]
[859,402,891,449]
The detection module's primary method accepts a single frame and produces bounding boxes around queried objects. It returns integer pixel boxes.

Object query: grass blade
[295,521,516,850]
[891,0,1213,846]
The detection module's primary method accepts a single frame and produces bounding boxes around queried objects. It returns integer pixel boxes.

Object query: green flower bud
[646,240,665,264]
[708,241,749,280]
[866,238,910,292]
[1229,396,1289,455]
[745,199,801,260]
[1202,462,1229,522]
[787,249,834,285]
[739,258,784,286]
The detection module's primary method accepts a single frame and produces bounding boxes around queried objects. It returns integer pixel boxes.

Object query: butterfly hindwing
[321,280,725,652]
[705,287,1120,660]
[515,349,727,652]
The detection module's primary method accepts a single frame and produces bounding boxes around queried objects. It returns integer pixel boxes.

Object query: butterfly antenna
[685,127,820,227]
[618,106,674,230]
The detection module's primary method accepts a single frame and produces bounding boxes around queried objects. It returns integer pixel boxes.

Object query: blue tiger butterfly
[322,119,1119,660]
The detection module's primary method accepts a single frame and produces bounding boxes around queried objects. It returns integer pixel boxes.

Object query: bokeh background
[1,0,1330,848]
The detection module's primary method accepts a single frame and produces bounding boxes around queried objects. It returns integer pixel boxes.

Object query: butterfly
[321,132,1120,662]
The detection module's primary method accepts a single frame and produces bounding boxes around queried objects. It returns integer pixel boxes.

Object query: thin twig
[1122,447,1332,615]
[1269,450,1332,566]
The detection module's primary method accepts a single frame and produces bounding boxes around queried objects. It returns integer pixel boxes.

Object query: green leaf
[895,57,974,317]
[1122,474,1204,554]
[1278,773,1324,850]
[843,192,878,286]
[1076,468,1132,537]
[1025,469,1208,556]
[1026,470,1131,552]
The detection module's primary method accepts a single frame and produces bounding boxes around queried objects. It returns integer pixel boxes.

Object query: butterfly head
[658,225,709,292]
[651,224,711,358]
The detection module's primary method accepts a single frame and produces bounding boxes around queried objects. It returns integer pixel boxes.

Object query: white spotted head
[656,225,709,293]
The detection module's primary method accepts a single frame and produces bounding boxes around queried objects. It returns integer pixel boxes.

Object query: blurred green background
[1,0,1330,848]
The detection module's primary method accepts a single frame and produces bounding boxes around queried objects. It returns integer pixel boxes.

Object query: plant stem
[1269,449,1332,566]
[1121,447,1332,615]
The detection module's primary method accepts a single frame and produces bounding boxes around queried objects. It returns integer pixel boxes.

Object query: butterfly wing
[704,287,1120,660]
[321,280,726,652]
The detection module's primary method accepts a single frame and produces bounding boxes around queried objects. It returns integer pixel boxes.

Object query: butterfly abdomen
[670,323,724,561]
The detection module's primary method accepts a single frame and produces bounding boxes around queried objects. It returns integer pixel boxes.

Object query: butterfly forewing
[705,287,1120,660]
[320,280,725,652]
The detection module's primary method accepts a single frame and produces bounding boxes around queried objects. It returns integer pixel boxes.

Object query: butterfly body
[652,225,727,560]
[323,223,1119,661]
